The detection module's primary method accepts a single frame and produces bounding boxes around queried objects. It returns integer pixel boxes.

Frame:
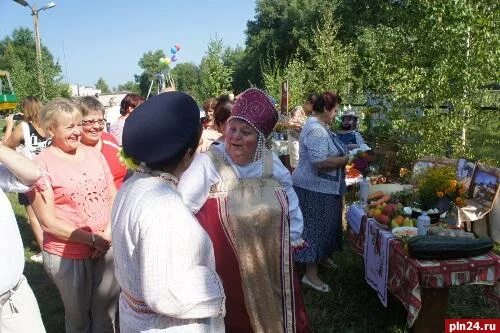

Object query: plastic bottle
[417,212,431,236]
[359,177,370,207]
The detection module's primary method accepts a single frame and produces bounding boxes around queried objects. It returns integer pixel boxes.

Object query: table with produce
[346,170,499,333]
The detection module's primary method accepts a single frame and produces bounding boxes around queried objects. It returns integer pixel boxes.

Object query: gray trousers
[43,248,120,333]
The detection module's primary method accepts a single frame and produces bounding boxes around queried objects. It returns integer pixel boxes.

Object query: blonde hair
[40,98,81,130]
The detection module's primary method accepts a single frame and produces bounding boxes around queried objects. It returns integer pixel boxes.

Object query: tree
[197,37,233,101]
[170,62,200,100]
[262,56,308,110]
[136,50,167,97]
[95,77,110,93]
[0,27,70,101]
[243,0,334,87]
[305,10,355,97]
[356,0,499,164]
[116,81,140,93]
[222,46,247,93]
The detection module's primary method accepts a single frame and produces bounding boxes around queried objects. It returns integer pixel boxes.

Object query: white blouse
[111,172,225,332]
[178,144,304,242]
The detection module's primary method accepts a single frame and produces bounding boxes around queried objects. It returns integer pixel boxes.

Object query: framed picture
[456,158,476,192]
[468,164,500,208]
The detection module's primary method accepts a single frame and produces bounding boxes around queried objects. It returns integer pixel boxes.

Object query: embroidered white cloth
[364,218,395,307]
[347,203,365,234]
[111,172,225,332]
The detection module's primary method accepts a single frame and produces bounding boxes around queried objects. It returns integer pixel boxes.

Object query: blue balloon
[170,47,177,54]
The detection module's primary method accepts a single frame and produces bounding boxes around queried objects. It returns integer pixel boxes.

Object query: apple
[376,214,390,225]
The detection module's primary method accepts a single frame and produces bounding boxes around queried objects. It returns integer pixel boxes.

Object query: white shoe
[30,252,43,263]
[301,275,330,293]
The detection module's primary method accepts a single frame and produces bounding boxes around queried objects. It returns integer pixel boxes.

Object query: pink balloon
[175,44,181,51]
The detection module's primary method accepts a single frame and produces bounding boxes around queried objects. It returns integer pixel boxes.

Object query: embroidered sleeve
[178,153,219,213]
[272,154,304,242]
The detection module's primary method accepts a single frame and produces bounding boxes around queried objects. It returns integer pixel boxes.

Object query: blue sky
[0,0,256,88]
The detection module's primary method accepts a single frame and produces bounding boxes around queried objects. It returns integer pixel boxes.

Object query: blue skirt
[293,186,343,263]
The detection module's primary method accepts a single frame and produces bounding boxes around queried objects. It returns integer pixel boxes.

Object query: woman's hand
[314,155,349,172]
[5,114,15,128]
[92,231,111,253]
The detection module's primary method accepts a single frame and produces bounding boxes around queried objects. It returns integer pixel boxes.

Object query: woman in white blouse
[111,92,225,333]
[179,88,309,333]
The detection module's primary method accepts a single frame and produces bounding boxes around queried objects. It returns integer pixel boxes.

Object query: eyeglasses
[80,119,106,127]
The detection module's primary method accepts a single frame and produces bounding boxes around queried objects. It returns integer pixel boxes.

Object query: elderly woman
[109,93,145,145]
[111,92,225,332]
[30,98,119,332]
[292,91,349,293]
[179,88,308,333]
[76,96,127,188]
[3,96,50,263]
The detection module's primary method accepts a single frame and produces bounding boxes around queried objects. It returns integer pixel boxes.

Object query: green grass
[10,194,499,333]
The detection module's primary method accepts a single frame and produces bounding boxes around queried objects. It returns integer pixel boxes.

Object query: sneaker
[30,252,43,263]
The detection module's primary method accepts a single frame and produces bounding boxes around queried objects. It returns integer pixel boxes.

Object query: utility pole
[13,0,56,99]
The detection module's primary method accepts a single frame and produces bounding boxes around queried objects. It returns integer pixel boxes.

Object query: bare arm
[314,155,349,172]
[31,185,110,252]
[3,122,24,149]
[0,144,41,185]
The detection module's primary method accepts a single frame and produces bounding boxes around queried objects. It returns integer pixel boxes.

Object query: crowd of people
[0,87,363,333]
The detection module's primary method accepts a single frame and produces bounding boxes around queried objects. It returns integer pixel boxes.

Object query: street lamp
[13,0,56,98]
[13,0,56,62]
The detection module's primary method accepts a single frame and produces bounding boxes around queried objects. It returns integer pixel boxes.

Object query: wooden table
[347,204,500,333]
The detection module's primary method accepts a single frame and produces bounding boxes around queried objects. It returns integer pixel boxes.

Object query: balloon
[175,44,181,51]
[170,55,177,62]
[159,57,165,63]
[164,57,171,64]
[170,47,177,54]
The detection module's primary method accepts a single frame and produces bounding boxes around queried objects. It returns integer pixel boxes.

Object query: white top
[178,144,304,242]
[0,165,29,294]
[105,105,121,125]
[111,172,225,332]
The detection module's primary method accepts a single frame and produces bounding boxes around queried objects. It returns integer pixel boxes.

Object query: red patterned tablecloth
[347,205,500,327]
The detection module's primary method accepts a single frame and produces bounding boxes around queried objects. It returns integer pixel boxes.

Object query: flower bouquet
[414,165,467,212]
[347,148,376,178]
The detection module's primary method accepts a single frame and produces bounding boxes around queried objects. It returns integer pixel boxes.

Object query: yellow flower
[436,191,444,198]
[458,187,466,195]
[399,168,410,177]
[455,197,465,207]
[449,180,458,190]
[117,148,140,171]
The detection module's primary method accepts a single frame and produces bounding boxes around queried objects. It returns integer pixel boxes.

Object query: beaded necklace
[137,165,178,189]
